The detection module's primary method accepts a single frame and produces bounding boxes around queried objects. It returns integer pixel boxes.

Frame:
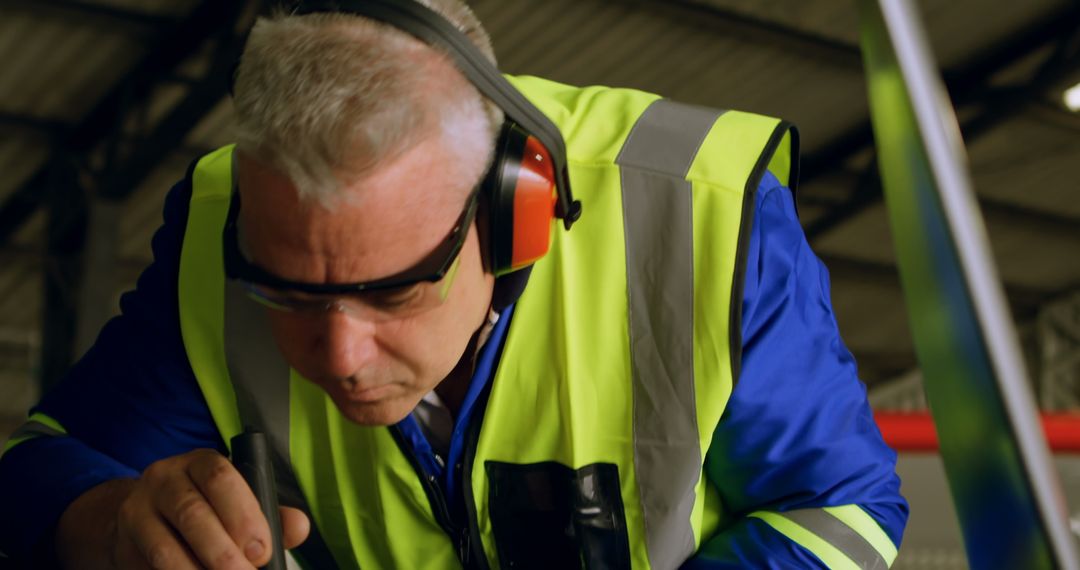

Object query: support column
[74,197,124,357]
[39,155,87,394]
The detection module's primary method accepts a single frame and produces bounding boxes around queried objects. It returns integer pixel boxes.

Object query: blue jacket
[0,169,907,567]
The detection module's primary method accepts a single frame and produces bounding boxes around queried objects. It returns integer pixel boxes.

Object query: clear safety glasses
[223,189,479,322]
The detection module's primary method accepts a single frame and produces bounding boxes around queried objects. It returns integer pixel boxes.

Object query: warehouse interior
[0,0,1078,567]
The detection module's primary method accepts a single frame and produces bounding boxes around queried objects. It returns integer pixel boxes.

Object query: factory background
[0,0,1078,566]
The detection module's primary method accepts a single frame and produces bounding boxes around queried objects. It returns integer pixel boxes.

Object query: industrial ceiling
[0,0,1078,423]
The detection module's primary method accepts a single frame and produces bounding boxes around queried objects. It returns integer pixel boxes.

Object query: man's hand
[56,449,310,569]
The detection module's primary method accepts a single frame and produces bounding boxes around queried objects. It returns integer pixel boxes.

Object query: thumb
[279,506,311,549]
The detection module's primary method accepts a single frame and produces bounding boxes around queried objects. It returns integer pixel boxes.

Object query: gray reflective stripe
[617,99,724,176]
[616,99,725,569]
[780,509,889,569]
[7,420,65,442]
[224,280,339,569]
[225,280,291,461]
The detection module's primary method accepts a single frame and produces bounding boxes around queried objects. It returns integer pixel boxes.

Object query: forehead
[236,138,478,281]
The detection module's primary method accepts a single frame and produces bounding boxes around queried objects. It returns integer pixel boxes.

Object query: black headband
[286,0,582,228]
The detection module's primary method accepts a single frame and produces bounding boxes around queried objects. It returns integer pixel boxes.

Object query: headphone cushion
[485,123,558,276]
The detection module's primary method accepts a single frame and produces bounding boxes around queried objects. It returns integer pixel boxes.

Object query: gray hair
[232,0,504,204]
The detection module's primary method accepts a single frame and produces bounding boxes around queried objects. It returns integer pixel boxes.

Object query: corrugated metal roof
[696,0,1063,67]
[970,115,1080,217]
[0,136,48,204]
[0,12,143,122]
[82,0,196,13]
[477,0,872,151]
[3,4,1079,565]
[0,0,1077,393]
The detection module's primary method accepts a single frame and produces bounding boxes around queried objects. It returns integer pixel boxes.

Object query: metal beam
[0,339,33,371]
[0,181,43,247]
[1027,100,1080,135]
[802,2,1080,183]
[0,0,254,393]
[620,0,862,70]
[978,197,1080,243]
[820,254,1050,321]
[3,0,178,33]
[825,254,1068,388]
[100,49,241,200]
[0,107,213,150]
[804,159,1080,244]
[803,160,880,241]
[0,245,148,277]
[0,111,71,135]
[0,0,243,247]
[802,3,1080,242]
[39,155,85,392]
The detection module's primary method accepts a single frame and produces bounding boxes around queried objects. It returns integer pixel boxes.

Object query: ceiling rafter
[98,49,242,200]
[802,2,1080,242]
[0,0,247,247]
[622,0,862,70]
[32,1,258,391]
[0,111,72,135]
[1027,99,1080,135]
[800,166,1080,238]
[823,253,1073,387]
[0,245,149,275]
[801,2,1080,184]
[3,0,179,34]
[820,254,1052,320]
[977,197,1080,239]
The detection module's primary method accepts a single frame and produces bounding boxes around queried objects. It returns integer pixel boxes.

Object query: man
[0,0,907,568]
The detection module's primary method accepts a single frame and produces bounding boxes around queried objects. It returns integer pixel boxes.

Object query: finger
[155,469,256,570]
[114,531,154,570]
[279,507,311,550]
[118,507,201,570]
[186,451,271,566]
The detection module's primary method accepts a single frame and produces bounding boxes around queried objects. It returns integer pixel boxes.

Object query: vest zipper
[388,425,474,565]
[459,383,493,570]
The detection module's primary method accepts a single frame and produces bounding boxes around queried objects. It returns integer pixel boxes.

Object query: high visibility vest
[177,76,808,569]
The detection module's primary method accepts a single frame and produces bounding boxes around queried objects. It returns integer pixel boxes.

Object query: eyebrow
[225,186,478,292]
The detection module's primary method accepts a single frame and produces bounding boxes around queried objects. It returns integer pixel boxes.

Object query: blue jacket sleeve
[0,179,224,561]
[685,172,908,568]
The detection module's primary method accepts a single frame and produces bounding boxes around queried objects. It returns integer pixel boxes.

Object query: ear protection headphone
[272,0,583,276]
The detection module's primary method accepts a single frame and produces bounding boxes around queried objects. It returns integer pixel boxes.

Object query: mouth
[339,381,397,403]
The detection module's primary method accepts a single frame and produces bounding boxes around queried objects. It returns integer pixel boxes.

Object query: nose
[311,309,379,379]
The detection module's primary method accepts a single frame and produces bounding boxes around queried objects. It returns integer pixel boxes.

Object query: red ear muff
[510,135,558,269]
[484,122,558,276]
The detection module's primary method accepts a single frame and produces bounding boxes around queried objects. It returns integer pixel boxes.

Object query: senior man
[0,0,907,568]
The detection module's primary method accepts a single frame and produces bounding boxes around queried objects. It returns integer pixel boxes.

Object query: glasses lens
[243,283,333,313]
[242,251,464,321]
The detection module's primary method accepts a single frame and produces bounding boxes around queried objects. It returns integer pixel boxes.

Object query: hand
[56,449,310,569]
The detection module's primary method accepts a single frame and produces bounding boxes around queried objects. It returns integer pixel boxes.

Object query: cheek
[392,233,495,371]
[441,230,495,334]
[259,231,493,384]
[266,311,317,367]
[262,306,455,382]
[380,298,477,373]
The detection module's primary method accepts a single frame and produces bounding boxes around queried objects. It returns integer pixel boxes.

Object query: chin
[329,393,419,426]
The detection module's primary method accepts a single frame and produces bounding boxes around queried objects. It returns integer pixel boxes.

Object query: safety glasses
[223,189,479,321]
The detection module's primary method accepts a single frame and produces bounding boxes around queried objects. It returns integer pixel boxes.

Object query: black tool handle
[231,430,287,570]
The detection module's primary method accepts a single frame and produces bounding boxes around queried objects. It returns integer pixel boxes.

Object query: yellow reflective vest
[178,76,806,569]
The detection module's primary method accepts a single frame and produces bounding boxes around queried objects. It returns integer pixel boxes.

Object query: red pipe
[874,412,1080,453]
